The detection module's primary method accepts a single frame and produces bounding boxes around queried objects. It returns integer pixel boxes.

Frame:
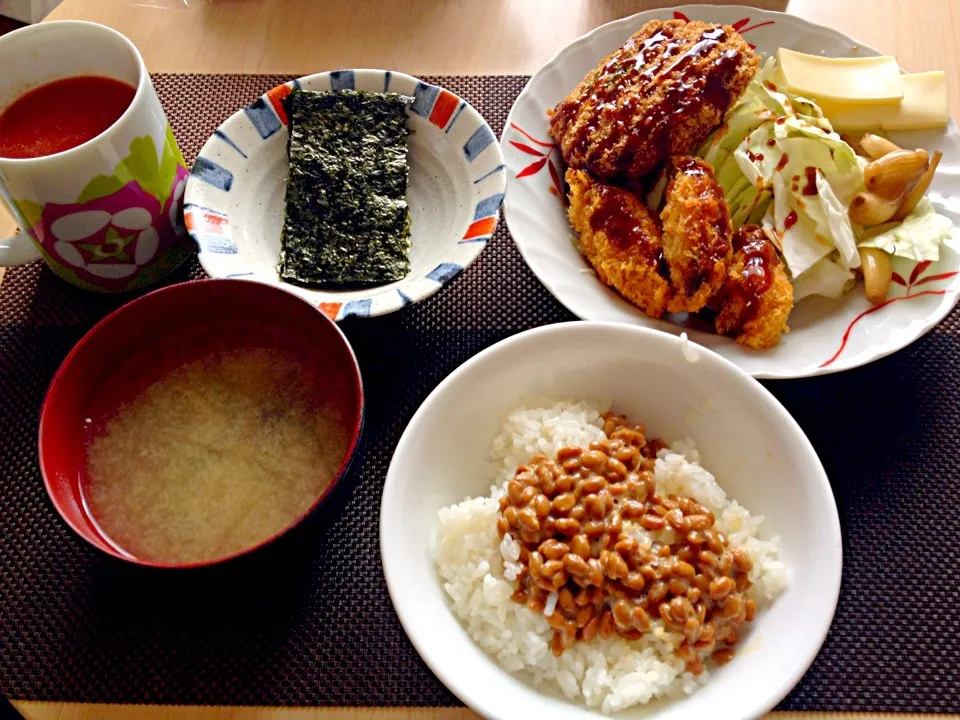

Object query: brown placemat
[0,74,958,713]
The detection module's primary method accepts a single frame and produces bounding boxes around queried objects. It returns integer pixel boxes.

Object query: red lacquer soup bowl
[38,279,364,568]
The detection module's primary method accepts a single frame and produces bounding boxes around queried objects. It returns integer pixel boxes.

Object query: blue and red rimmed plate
[502,5,960,379]
[184,70,505,321]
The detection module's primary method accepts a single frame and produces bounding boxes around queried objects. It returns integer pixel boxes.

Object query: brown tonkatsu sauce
[802,166,819,196]
[670,155,708,177]
[728,227,775,325]
[665,156,732,298]
[557,24,743,178]
[589,185,662,262]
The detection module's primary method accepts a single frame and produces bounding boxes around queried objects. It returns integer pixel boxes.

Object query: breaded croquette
[660,156,733,313]
[550,20,759,181]
[566,168,672,318]
[715,225,793,349]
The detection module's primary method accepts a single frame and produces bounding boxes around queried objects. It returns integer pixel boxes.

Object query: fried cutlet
[660,156,733,313]
[715,225,793,349]
[550,19,759,181]
[566,168,672,318]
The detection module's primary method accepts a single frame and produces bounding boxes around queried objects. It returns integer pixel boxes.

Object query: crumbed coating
[715,225,793,349]
[566,168,672,318]
[660,156,733,313]
[550,19,759,181]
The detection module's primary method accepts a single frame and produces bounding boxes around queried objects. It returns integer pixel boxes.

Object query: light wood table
[6,1,960,719]
[3,0,960,241]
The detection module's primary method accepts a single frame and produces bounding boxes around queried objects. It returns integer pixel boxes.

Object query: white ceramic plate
[381,323,842,720]
[184,70,505,320]
[503,5,960,378]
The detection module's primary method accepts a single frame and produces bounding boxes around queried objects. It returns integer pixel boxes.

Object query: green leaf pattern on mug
[76,175,124,205]
[14,198,44,228]
[77,124,186,207]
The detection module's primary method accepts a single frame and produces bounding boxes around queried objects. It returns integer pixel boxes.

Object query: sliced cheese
[777,48,904,105]
[819,72,949,132]
[884,71,948,130]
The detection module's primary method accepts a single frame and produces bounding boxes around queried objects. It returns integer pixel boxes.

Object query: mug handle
[0,232,42,266]
[0,186,42,266]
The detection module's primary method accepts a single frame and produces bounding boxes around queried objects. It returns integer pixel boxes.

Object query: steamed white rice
[434,399,788,713]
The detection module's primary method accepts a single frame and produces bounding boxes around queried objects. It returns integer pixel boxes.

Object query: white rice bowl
[434,399,788,714]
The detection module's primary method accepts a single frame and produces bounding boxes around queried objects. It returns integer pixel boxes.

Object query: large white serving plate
[503,5,960,378]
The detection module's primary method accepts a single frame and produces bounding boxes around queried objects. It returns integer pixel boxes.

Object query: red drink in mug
[0,21,191,292]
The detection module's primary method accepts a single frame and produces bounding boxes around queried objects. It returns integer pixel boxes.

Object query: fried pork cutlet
[550,19,759,181]
[715,225,793,349]
[661,156,733,313]
[566,168,672,318]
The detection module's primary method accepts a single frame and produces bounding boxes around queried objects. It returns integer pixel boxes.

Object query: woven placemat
[0,74,958,713]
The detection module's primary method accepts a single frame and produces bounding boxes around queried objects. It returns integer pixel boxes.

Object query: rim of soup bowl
[38,278,365,569]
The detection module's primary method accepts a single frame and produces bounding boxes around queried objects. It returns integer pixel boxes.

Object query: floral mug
[0,21,191,292]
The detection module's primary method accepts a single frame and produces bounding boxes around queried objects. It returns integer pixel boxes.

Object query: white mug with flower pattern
[0,21,191,292]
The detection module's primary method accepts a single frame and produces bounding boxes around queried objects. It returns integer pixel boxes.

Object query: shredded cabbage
[792,257,856,302]
[857,198,953,261]
[698,56,952,300]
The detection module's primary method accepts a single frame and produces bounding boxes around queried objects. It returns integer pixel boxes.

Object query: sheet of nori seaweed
[278,89,413,287]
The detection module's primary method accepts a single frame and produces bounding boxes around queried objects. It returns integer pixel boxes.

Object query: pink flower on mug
[24,129,190,290]
[34,180,163,282]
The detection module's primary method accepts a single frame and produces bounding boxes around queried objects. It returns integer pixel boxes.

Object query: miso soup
[83,348,348,564]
